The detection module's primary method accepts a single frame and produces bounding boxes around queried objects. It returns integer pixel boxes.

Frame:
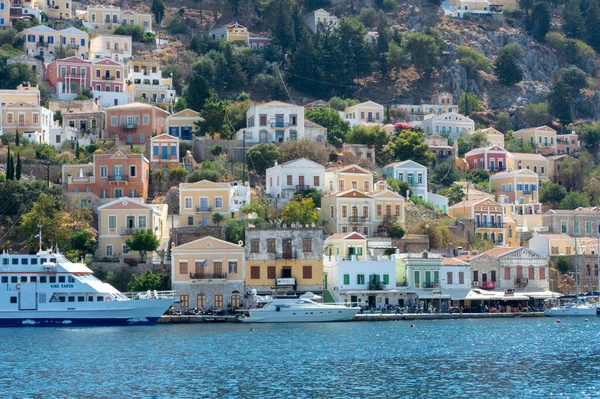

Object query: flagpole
[37,223,42,253]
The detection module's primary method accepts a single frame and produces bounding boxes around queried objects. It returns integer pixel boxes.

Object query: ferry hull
[0,317,160,327]
[240,307,360,323]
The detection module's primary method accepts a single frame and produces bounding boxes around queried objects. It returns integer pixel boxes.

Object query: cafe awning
[522,291,562,299]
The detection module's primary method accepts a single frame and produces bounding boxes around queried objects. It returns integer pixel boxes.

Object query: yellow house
[320,188,405,238]
[41,0,72,20]
[209,22,249,46]
[120,10,152,31]
[529,233,574,258]
[343,101,384,126]
[178,180,251,227]
[490,169,543,228]
[171,236,245,309]
[21,26,89,61]
[0,0,10,28]
[477,127,504,148]
[1,101,53,139]
[324,164,374,194]
[245,227,324,295]
[513,125,557,155]
[97,197,168,258]
[166,109,204,140]
[0,83,41,107]
[507,152,549,180]
[83,5,152,31]
[448,198,517,247]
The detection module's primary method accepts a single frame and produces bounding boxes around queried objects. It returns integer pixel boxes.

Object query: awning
[414,289,451,299]
[341,290,417,295]
[522,291,562,299]
[501,295,530,301]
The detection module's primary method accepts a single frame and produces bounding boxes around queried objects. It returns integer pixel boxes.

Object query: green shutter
[343,274,349,285]
[375,274,381,284]
[414,271,420,284]
[357,246,363,256]
[356,274,361,284]
[383,274,389,284]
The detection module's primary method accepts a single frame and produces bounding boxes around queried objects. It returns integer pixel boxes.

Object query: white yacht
[544,301,598,317]
[238,297,359,323]
[0,250,176,327]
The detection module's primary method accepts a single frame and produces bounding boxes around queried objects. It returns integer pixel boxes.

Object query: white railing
[123,290,176,300]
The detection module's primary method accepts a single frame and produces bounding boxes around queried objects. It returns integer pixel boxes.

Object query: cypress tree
[15,131,19,147]
[15,152,21,181]
[6,150,14,181]
[75,141,80,159]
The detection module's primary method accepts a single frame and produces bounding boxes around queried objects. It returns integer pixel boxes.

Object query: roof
[514,125,556,134]
[441,257,469,265]
[489,169,538,178]
[448,198,486,209]
[325,164,370,174]
[465,145,506,156]
[533,234,573,240]
[325,232,366,241]
[105,102,169,113]
[25,25,56,32]
[385,160,427,169]
[151,133,178,140]
[544,207,600,215]
[508,152,546,160]
[257,100,297,107]
[482,247,520,258]
[304,119,326,129]
[60,27,87,35]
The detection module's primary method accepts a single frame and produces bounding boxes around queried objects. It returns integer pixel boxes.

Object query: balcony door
[126,215,135,229]
[199,198,209,211]
[113,165,124,179]
[282,239,292,259]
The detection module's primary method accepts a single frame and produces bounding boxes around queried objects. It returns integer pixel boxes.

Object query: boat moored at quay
[0,250,176,327]
[238,296,360,323]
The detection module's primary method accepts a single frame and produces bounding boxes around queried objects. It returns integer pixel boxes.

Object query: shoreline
[157,312,546,323]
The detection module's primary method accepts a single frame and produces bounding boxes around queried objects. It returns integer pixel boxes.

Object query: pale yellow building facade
[324,164,375,194]
[513,125,557,154]
[507,152,549,180]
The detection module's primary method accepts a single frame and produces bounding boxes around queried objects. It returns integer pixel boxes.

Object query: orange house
[105,102,169,144]
[63,149,150,200]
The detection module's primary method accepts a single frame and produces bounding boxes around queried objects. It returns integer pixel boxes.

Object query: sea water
[1,318,599,398]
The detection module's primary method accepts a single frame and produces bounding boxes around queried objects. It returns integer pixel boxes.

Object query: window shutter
[343,274,349,285]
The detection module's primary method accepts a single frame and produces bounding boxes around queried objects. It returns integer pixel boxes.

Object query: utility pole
[46,161,50,187]
[242,129,247,183]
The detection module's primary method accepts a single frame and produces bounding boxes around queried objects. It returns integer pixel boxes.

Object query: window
[504,267,511,280]
[10,297,17,304]
[179,294,189,308]
[302,239,312,252]
[364,181,370,192]
[111,116,117,126]
[330,206,334,219]
[383,274,389,285]
[106,245,114,257]
[395,205,401,216]
[357,274,365,284]
[314,176,320,187]
[96,69,100,78]
[215,197,223,209]
[129,165,136,178]
[143,115,149,125]
[447,272,453,284]
[587,221,592,235]
[214,294,224,308]
[574,220,580,235]
[250,266,260,279]
[179,261,188,274]
[303,265,312,279]
[100,165,107,178]
[343,274,350,285]
[561,221,567,234]
[363,206,369,218]
[540,267,546,280]
[342,206,347,218]
[528,267,535,280]
[138,215,147,229]
[339,180,344,191]
[251,240,260,253]
[259,114,267,126]
[287,175,293,186]
[267,266,276,279]
[459,272,464,284]
[108,215,116,229]
[185,198,192,209]
[267,239,275,253]
[187,216,194,226]
[377,205,382,216]
[228,261,237,274]
[171,145,176,156]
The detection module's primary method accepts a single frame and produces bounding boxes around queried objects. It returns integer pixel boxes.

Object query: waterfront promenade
[157,312,545,323]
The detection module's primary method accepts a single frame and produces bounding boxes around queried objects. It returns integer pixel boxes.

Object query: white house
[428,192,449,214]
[49,125,80,148]
[342,101,384,126]
[302,8,338,33]
[265,158,325,203]
[324,232,409,307]
[421,112,474,139]
[384,160,428,200]
[237,101,306,143]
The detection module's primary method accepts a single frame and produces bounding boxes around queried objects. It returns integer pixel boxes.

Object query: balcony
[270,122,291,128]
[108,175,128,182]
[36,41,48,48]
[423,282,440,289]
[275,250,296,260]
[515,278,528,286]
[67,44,79,49]
[348,216,368,223]
[383,215,401,222]
[121,123,138,130]
[489,166,505,172]
[295,184,310,193]
[121,228,138,235]
[65,73,85,78]
[476,222,504,228]
[369,282,386,290]
[103,76,115,81]
[480,281,496,289]
[189,272,227,280]
[195,205,213,212]
[408,181,424,187]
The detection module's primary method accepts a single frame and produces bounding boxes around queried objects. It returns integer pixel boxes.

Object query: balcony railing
[270,122,293,128]
[373,231,390,237]
[67,44,79,49]
[195,205,212,212]
[36,41,48,48]
[348,216,368,223]
[275,250,296,260]
[489,166,505,172]
[515,278,529,286]
[108,175,128,182]
[480,281,496,289]
[383,215,401,222]
[423,282,440,289]
[408,181,424,187]
[121,124,138,130]
[103,76,115,81]
[189,272,227,280]
[476,222,504,228]
[369,282,386,290]
[121,227,139,235]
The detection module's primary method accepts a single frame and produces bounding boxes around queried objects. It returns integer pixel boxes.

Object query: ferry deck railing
[123,290,177,300]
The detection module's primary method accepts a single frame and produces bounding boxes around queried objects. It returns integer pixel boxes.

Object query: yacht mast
[597,207,599,303]
[575,213,579,301]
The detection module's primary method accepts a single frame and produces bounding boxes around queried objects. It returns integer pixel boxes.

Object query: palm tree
[444,184,467,205]
[153,169,167,195]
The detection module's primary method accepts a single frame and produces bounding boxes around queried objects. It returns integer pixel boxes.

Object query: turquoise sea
[2,318,600,398]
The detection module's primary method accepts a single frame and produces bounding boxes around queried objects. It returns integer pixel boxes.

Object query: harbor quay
[157,312,545,323]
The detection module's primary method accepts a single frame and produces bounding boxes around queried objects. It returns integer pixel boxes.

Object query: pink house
[465,145,508,172]
[556,133,581,155]
[46,57,92,99]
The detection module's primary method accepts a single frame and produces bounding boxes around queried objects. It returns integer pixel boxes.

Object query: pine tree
[151,0,165,25]
[494,51,523,86]
[6,146,14,181]
[562,0,585,40]
[15,152,21,181]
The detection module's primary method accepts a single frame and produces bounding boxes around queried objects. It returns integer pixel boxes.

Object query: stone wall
[193,139,262,163]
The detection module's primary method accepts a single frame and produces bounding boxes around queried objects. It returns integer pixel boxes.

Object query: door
[113,165,124,180]
[282,239,292,259]
[281,266,292,278]
[368,295,376,308]
[162,145,168,160]
[350,295,357,304]
[425,271,431,288]
[126,215,135,229]
[19,283,37,310]
[200,198,209,211]
[482,273,487,282]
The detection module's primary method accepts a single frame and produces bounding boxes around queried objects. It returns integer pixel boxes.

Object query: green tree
[469,131,489,149]
[20,193,71,251]
[15,131,19,146]
[388,130,434,166]
[15,152,21,181]
[5,145,13,180]
[494,47,523,86]
[387,41,407,71]
[125,228,160,262]
[224,219,245,244]
[152,169,167,193]
[556,255,571,274]
[127,270,167,291]
[389,222,405,239]
[68,230,96,261]
[173,97,187,113]
[212,213,225,227]
[246,143,284,175]
[296,187,322,208]
[280,197,319,225]
[346,125,390,154]
[403,32,440,75]
[539,180,567,204]
[306,107,351,145]
[168,167,189,185]
[458,93,482,116]
[505,137,536,153]
[562,0,584,39]
[578,121,600,150]
[495,113,510,133]
[358,7,378,28]
[526,1,551,41]
[151,0,166,25]
[210,144,223,157]
[456,46,490,75]
[430,160,460,187]
[455,136,470,157]
[240,197,275,221]
[557,191,590,210]
[200,91,228,139]
[185,74,211,113]
[522,103,551,127]
[280,137,329,164]
[437,184,466,205]
[187,167,221,183]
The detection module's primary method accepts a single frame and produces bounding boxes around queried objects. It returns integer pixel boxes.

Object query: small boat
[238,297,359,323]
[544,301,598,317]
[0,250,176,327]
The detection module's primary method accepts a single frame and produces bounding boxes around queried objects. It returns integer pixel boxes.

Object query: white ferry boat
[238,297,360,323]
[0,250,176,327]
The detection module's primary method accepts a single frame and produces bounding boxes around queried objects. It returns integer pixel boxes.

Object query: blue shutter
[162,146,168,159]
[153,145,159,156]
[171,145,176,156]
[81,38,85,46]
